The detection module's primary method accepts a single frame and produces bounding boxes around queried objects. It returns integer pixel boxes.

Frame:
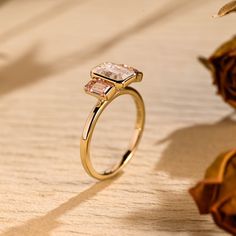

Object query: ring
[80,62,145,180]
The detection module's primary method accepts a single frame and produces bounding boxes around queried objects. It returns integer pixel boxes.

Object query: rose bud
[189,150,236,235]
[199,36,236,109]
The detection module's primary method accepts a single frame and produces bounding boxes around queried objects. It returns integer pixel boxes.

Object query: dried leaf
[198,56,214,71]
[214,0,236,17]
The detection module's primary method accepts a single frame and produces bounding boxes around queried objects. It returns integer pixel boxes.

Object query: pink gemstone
[84,79,113,97]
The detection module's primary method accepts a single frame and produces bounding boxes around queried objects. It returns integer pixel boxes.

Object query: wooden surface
[0,0,235,235]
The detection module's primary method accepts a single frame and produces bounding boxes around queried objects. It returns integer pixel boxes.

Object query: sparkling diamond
[91,62,136,82]
[84,79,113,97]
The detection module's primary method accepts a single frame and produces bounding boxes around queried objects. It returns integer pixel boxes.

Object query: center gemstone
[91,62,136,82]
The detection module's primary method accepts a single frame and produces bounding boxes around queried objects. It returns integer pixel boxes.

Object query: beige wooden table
[0,0,235,235]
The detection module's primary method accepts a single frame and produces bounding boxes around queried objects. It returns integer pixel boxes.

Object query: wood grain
[0,0,235,235]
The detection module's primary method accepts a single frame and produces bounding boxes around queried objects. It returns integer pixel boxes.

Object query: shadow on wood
[123,114,236,234]
[0,174,121,236]
[124,189,224,236]
[156,113,236,179]
[0,45,53,96]
[0,0,12,7]
[0,0,87,44]
[0,0,204,97]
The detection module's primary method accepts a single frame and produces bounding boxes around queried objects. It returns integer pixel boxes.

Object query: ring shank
[80,87,145,180]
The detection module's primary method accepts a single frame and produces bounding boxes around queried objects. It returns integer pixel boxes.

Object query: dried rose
[199,36,236,109]
[189,150,236,235]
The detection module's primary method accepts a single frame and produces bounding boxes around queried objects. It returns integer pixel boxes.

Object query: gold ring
[80,62,145,180]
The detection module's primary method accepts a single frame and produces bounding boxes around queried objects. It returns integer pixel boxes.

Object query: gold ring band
[80,62,145,180]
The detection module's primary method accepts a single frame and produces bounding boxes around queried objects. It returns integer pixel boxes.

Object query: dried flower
[189,150,236,234]
[199,36,236,109]
[214,0,236,17]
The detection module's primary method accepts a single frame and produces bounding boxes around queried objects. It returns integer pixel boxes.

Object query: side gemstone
[84,79,114,98]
